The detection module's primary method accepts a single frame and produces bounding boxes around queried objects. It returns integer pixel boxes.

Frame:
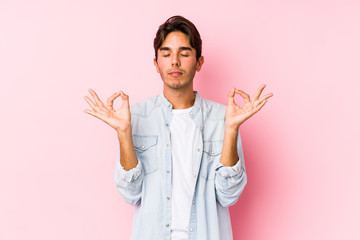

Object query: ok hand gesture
[83,89,131,134]
[225,84,273,130]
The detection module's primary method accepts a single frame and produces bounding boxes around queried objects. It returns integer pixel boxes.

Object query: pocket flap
[133,135,158,151]
[203,141,222,156]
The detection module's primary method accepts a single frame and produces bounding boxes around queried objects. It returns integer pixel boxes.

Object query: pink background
[1,0,359,239]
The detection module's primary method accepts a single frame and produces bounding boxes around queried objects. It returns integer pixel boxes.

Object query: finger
[83,108,96,115]
[259,93,273,102]
[254,100,268,112]
[83,96,97,111]
[253,84,266,100]
[119,91,130,108]
[107,92,121,109]
[235,89,250,103]
[84,96,109,115]
[88,88,106,107]
[83,109,107,121]
[227,88,236,105]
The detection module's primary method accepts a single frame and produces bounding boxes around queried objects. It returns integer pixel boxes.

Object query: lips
[170,72,182,77]
[169,70,183,77]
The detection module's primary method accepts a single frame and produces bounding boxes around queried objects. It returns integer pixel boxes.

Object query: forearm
[216,127,247,207]
[118,127,138,171]
[220,127,240,167]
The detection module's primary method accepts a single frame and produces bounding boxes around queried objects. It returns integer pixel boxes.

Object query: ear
[153,58,160,73]
[196,56,204,72]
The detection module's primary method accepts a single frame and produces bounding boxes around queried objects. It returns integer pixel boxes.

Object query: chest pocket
[133,135,158,175]
[200,141,223,180]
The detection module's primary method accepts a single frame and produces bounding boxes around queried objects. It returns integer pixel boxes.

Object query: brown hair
[153,15,202,61]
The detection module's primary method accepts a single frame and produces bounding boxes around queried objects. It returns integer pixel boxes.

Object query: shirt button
[168,105,171,108]
[166,123,169,127]
[141,145,145,149]
[166,224,169,227]
[194,174,197,178]
[197,148,201,152]
[190,228,193,231]
[211,150,215,154]
[166,170,170,173]
[200,127,203,130]
[192,201,195,204]
[167,197,170,200]
[166,144,169,147]
[189,112,193,115]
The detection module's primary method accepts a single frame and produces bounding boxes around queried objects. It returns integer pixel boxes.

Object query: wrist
[225,117,244,133]
[116,125,132,139]
[224,125,239,135]
[225,119,240,132]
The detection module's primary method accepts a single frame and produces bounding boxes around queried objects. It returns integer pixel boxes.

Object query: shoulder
[130,94,162,117]
[200,97,226,121]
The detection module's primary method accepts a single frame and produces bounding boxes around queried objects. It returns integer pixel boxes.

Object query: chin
[166,83,182,90]
[166,80,182,89]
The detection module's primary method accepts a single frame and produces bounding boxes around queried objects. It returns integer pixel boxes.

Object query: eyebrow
[160,47,193,51]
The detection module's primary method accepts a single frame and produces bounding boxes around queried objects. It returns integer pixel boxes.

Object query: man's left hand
[225,84,273,130]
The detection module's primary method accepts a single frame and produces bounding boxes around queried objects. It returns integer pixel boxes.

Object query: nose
[171,55,180,67]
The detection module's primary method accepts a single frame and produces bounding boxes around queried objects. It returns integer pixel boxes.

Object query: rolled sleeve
[215,159,243,178]
[215,159,247,207]
[115,160,143,182]
[114,159,144,206]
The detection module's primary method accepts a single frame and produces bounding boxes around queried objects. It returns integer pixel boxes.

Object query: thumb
[228,87,236,105]
[120,91,130,107]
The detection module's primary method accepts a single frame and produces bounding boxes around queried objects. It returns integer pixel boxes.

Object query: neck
[163,86,195,109]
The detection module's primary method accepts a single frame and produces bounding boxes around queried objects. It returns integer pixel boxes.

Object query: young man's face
[154,31,204,91]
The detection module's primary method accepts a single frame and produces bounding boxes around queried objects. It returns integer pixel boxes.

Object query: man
[83,16,273,240]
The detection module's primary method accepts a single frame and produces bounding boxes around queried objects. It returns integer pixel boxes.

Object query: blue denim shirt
[114,92,247,240]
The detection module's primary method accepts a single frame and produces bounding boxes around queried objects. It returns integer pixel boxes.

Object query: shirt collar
[160,91,202,115]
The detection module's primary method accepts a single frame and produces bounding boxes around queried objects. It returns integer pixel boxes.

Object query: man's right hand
[83,89,131,134]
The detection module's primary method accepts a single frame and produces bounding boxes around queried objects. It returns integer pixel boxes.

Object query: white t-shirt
[170,107,198,240]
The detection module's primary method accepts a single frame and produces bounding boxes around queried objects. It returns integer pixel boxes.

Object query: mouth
[169,71,183,77]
